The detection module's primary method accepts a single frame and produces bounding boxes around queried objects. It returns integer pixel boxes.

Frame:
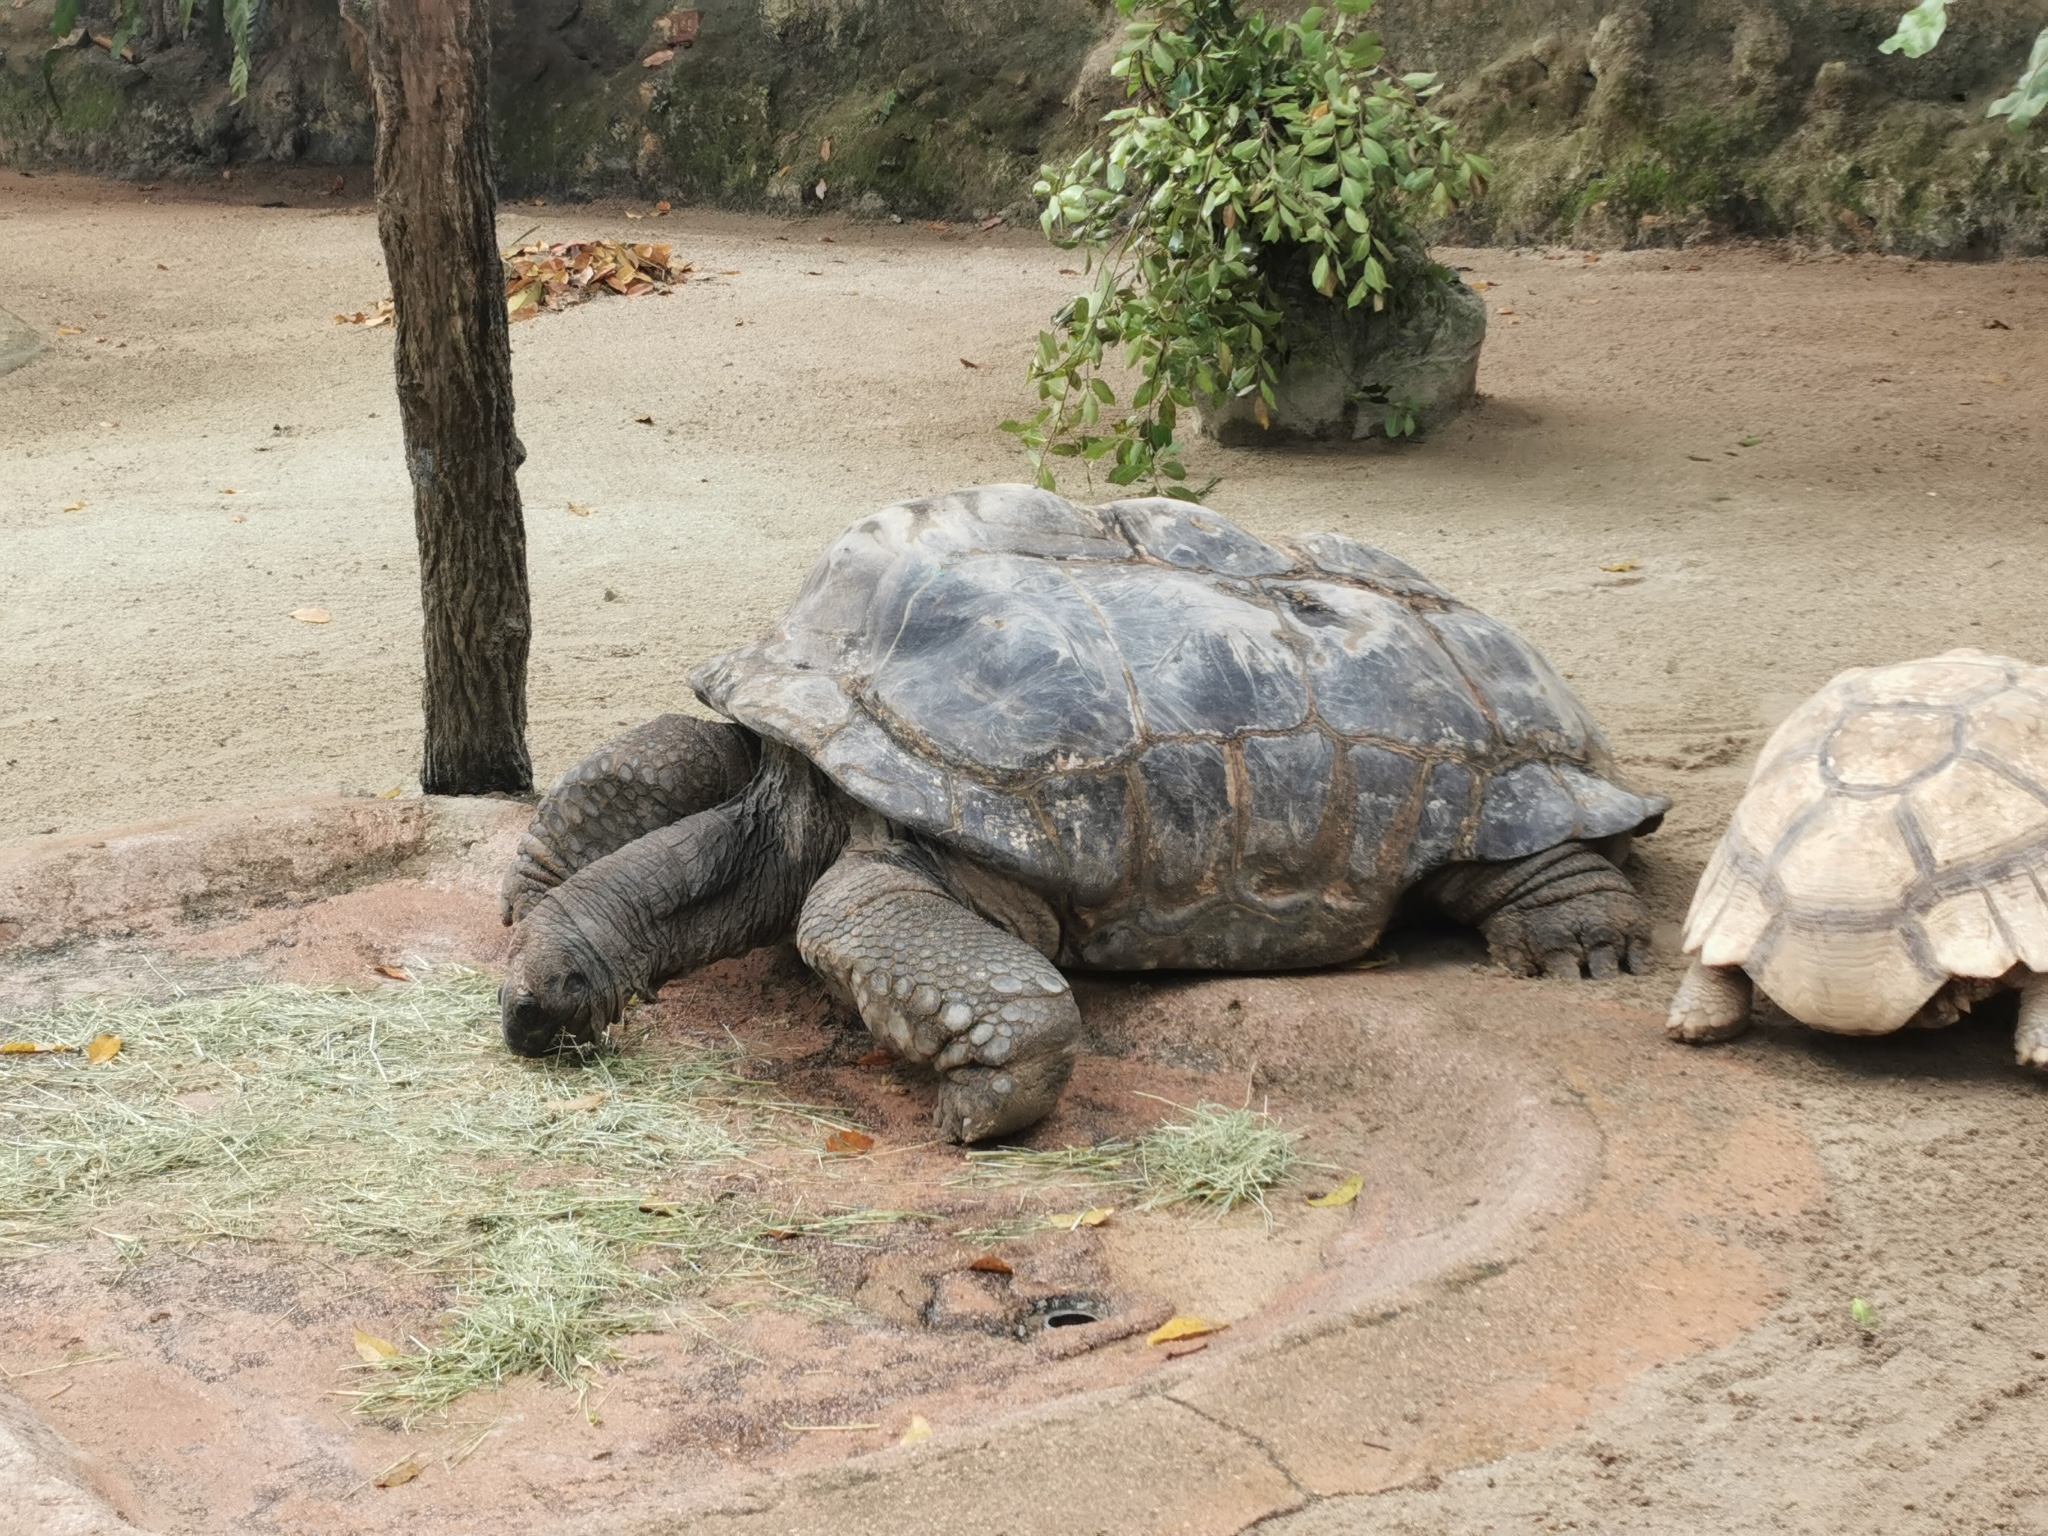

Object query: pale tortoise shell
[1684,649,2048,1032]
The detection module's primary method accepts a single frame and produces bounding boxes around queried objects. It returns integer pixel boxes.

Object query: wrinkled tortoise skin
[695,486,1668,972]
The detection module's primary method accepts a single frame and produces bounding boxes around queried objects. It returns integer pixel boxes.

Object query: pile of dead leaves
[504,240,693,321]
[334,241,693,329]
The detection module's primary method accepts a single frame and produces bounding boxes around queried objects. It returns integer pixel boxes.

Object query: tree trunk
[364,0,533,795]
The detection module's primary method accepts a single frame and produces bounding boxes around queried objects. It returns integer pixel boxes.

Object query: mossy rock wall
[0,0,1113,217]
[1378,0,2048,254]
[2,0,2042,251]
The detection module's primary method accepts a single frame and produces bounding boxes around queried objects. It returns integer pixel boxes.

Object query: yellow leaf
[568,502,594,518]
[1148,1315,1223,1346]
[378,786,403,799]
[1599,560,1640,573]
[899,1414,931,1446]
[2,1042,45,1054]
[1044,1207,1112,1230]
[61,501,85,513]
[825,1129,875,1156]
[290,607,332,624]
[353,1326,399,1363]
[374,1458,422,1488]
[85,1035,122,1066]
[550,1092,609,1115]
[1306,1175,1363,1208]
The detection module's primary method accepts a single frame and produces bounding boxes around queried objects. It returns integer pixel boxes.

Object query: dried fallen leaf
[899,1414,932,1446]
[290,607,332,624]
[61,501,85,513]
[373,965,413,982]
[375,1458,423,1489]
[655,200,672,215]
[378,785,403,798]
[1599,560,1640,573]
[813,180,828,201]
[1306,1175,1363,1208]
[643,47,675,67]
[925,221,949,233]
[640,1199,682,1216]
[1058,267,1080,275]
[85,1035,122,1066]
[825,1129,875,1156]
[656,9,701,46]
[1044,1207,1112,1230]
[977,214,1005,231]
[959,358,981,369]
[1148,1316,1223,1346]
[568,502,594,517]
[353,1326,400,1363]
[819,137,833,162]
[1468,280,1493,291]
[855,1048,896,1068]
[968,1254,1013,1274]
[635,414,655,425]
[551,1092,609,1115]
[2,1042,71,1055]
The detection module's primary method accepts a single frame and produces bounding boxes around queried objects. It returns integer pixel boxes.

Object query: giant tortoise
[500,487,1669,1140]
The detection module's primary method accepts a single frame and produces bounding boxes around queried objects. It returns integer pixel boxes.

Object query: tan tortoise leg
[2014,971,2048,1071]
[1666,958,1755,1043]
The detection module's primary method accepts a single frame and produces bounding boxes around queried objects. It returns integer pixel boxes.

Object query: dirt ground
[4,167,2048,1534]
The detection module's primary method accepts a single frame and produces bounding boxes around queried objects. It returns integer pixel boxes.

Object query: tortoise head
[500,896,631,1056]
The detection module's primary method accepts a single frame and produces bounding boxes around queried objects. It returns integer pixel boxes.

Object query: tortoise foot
[1666,958,1754,1044]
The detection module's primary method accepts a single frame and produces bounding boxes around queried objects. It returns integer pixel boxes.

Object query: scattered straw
[0,971,835,1421]
[957,1102,1300,1217]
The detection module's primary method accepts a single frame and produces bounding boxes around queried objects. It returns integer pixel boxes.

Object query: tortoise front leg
[797,844,1078,1143]
[501,715,757,924]
[2015,971,2048,1071]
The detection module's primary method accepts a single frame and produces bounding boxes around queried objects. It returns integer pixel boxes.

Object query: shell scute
[1905,756,2048,872]
[1282,581,1495,753]
[1069,565,1309,739]
[1423,609,1591,759]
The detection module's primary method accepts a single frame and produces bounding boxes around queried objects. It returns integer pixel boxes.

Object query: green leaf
[1851,1296,1877,1330]
[1988,25,2048,130]
[1879,0,1947,57]
[1311,252,1333,294]
[50,0,79,36]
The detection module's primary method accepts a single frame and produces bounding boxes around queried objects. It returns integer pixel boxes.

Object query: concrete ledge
[0,1388,141,1536]
[0,795,527,952]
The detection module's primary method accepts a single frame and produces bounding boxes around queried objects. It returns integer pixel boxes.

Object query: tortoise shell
[1684,649,2048,1032]
[694,486,1667,970]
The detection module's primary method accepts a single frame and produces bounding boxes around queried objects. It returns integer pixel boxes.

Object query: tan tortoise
[1669,648,2048,1067]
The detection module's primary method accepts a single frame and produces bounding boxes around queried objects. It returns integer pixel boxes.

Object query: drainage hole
[1042,1305,1101,1330]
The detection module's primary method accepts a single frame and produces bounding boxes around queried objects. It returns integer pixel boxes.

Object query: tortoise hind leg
[2015,971,2048,1070]
[1666,958,1754,1043]
[1422,842,1652,980]
[797,842,1079,1143]
[501,715,757,924]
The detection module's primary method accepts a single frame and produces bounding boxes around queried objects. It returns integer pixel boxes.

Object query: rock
[0,310,40,380]
[1197,275,1487,445]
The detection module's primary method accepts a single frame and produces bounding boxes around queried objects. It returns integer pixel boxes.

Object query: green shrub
[1004,0,1489,495]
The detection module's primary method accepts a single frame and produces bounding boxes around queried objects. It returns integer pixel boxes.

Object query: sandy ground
[4,167,2048,1533]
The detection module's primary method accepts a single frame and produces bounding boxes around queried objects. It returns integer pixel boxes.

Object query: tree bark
[364,0,533,795]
